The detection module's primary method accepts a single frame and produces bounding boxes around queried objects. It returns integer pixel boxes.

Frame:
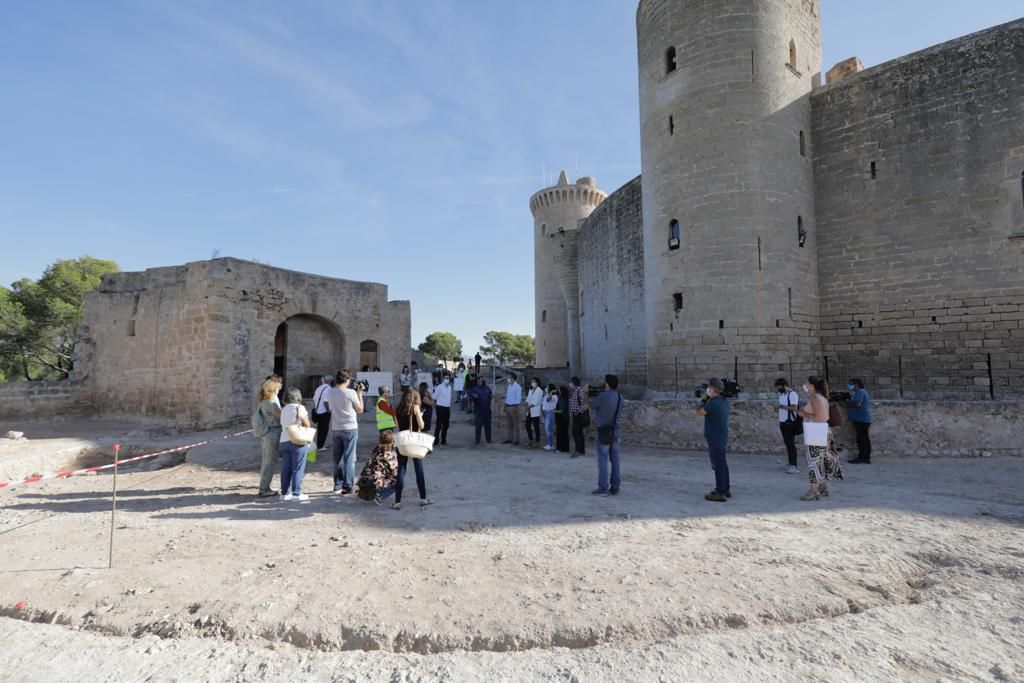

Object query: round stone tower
[530,171,607,371]
[637,0,822,390]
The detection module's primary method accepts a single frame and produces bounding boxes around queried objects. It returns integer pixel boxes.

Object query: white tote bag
[803,421,829,447]
[284,405,316,445]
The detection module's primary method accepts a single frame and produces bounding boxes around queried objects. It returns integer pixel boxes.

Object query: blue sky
[2,1,1020,356]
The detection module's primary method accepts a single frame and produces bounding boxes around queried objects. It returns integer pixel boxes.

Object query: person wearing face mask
[696,378,730,502]
[846,378,873,464]
[432,373,453,447]
[774,378,801,474]
[797,376,844,500]
[525,377,545,449]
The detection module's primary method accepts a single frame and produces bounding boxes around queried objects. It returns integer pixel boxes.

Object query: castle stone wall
[636,0,823,396]
[63,258,411,427]
[812,20,1024,399]
[578,176,648,381]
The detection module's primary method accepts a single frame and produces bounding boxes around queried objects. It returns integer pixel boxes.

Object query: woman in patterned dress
[798,376,843,501]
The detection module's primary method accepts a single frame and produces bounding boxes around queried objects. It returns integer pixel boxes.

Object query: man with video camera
[696,378,731,502]
[325,369,365,495]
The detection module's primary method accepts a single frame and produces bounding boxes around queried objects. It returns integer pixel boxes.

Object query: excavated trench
[0,552,965,656]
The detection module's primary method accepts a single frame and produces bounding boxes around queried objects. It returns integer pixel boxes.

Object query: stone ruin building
[0,258,410,427]
[532,1,1024,399]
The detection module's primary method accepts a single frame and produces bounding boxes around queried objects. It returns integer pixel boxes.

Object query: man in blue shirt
[583,375,623,496]
[846,378,873,464]
[696,378,730,502]
[471,378,494,445]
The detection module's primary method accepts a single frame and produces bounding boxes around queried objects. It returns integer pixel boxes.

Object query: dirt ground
[0,414,1021,682]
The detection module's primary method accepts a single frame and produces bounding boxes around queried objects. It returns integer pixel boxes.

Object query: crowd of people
[252,362,873,508]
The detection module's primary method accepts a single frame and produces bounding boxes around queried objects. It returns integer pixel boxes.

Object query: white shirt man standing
[431,374,453,447]
[503,373,524,446]
[525,378,545,449]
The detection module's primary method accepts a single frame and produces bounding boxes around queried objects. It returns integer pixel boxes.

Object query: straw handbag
[284,405,316,445]
[395,409,434,459]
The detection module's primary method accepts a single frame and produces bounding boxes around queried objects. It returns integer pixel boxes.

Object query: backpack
[251,404,269,438]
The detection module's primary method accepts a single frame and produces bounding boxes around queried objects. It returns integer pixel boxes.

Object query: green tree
[0,256,119,381]
[479,331,536,367]
[418,331,463,362]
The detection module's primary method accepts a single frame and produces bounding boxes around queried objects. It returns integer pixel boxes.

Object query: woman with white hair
[279,387,313,501]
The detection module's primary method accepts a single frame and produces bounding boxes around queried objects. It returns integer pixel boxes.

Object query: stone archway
[274,314,345,398]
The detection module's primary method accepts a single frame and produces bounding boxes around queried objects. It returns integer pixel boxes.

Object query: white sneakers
[785,465,800,474]
[281,493,293,501]
[281,492,310,501]
[543,445,554,451]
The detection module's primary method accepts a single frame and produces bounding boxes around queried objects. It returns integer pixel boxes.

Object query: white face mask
[531,382,538,388]
[802,385,810,393]
[443,379,449,385]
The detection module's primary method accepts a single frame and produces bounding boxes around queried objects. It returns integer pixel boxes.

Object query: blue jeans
[279,440,310,495]
[707,440,730,494]
[595,435,621,493]
[543,411,555,448]
[331,429,359,491]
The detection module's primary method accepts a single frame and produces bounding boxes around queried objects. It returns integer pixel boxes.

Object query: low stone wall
[0,381,86,422]
[621,399,1024,458]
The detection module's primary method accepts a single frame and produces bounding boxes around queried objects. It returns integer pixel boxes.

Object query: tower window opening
[788,288,793,318]
[757,236,762,271]
[673,293,683,312]
[127,319,136,337]
[788,39,797,71]
[669,219,681,250]
[797,216,807,248]
[719,320,725,329]
[799,130,806,157]
[541,310,547,323]
[665,46,677,74]
[870,161,877,179]
[669,115,674,135]
[541,223,546,236]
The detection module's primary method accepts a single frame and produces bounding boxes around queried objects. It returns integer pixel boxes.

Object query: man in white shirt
[311,375,333,451]
[525,377,545,449]
[325,369,365,494]
[432,373,453,447]
[503,373,524,446]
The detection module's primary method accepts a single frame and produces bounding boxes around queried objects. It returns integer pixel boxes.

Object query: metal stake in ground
[108,443,120,569]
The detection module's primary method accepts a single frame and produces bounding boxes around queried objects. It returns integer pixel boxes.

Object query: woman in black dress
[555,385,571,454]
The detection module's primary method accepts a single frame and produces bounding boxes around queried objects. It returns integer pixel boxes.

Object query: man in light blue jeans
[584,374,623,496]
[324,369,365,494]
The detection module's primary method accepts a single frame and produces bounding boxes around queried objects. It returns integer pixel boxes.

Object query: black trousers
[571,414,587,455]
[525,415,541,442]
[474,413,492,444]
[314,411,331,449]
[555,414,570,452]
[779,422,799,466]
[434,406,450,444]
[853,421,872,461]
[422,405,433,432]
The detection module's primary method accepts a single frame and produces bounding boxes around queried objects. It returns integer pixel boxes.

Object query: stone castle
[531,0,1024,399]
[0,258,411,427]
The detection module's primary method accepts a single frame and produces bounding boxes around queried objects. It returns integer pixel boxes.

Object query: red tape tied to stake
[0,429,253,491]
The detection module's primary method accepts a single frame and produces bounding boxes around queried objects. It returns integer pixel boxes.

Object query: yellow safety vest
[376,397,396,431]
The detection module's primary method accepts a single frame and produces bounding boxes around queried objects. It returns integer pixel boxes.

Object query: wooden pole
[108,443,120,569]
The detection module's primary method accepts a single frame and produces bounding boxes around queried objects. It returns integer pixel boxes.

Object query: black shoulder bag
[788,391,804,435]
[598,393,622,445]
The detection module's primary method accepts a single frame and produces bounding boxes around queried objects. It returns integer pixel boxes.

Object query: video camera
[829,390,852,402]
[587,386,603,398]
[351,378,370,392]
[694,379,742,400]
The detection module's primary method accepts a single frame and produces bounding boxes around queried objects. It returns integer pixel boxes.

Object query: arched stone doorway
[273,314,345,398]
[359,339,379,370]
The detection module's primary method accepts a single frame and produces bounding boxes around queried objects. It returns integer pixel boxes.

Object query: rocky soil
[0,415,1021,681]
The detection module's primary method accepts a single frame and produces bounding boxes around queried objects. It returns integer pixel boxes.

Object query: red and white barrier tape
[0,428,253,491]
